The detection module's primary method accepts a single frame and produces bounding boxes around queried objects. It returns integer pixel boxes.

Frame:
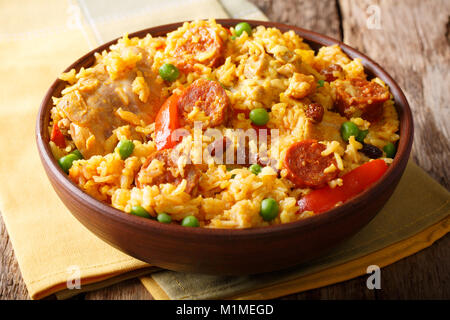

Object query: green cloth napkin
[144,161,450,299]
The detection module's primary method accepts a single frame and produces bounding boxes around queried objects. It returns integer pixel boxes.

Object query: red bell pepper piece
[154,93,181,150]
[298,159,388,214]
[50,122,66,148]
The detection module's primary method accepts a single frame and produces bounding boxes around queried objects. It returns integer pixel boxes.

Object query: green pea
[383,142,396,158]
[249,108,269,126]
[58,153,79,174]
[317,79,325,87]
[249,164,262,175]
[230,174,236,179]
[157,213,172,224]
[159,63,179,82]
[235,22,252,37]
[231,35,237,40]
[340,121,360,142]
[130,205,151,219]
[356,129,369,143]
[71,149,83,159]
[181,215,199,227]
[117,140,135,160]
[260,198,279,221]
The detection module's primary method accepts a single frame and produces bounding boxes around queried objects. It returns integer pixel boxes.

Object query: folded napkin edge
[28,259,151,300]
[140,214,449,300]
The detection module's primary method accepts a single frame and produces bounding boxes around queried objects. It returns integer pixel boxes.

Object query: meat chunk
[303,111,347,143]
[284,140,339,188]
[243,53,270,78]
[334,78,389,121]
[320,64,343,82]
[135,149,201,195]
[171,26,225,73]
[305,103,324,124]
[56,49,163,158]
[177,78,230,128]
[285,73,316,100]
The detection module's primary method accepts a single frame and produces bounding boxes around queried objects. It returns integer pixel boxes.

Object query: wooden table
[1,0,449,299]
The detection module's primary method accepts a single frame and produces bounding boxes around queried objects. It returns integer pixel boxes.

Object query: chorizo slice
[334,78,389,121]
[284,140,339,188]
[135,149,200,195]
[177,78,230,128]
[172,26,225,73]
[320,64,343,82]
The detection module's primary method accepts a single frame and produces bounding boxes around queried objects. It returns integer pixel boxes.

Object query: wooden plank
[84,278,153,300]
[0,214,29,300]
[281,234,449,299]
[282,276,376,299]
[248,0,342,39]
[339,0,450,189]
[375,234,450,299]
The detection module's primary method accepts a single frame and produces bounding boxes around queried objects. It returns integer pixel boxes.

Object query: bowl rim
[36,19,413,239]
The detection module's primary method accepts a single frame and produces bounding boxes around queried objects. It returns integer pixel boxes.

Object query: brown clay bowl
[36,19,413,275]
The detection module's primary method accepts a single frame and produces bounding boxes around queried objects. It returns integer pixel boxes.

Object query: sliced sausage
[305,103,324,124]
[177,78,230,128]
[172,26,225,73]
[334,78,389,122]
[135,149,201,195]
[284,140,339,188]
[320,64,343,82]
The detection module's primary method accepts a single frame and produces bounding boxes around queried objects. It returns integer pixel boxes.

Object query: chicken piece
[55,48,164,158]
[285,73,316,99]
[304,111,347,143]
[243,53,270,78]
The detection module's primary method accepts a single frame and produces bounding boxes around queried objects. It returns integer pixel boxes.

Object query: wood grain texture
[375,235,450,299]
[84,278,153,300]
[339,0,450,189]
[0,214,30,300]
[1,0,449,300]
[249,0,342,39]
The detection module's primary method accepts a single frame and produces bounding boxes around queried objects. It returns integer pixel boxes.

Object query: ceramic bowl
[36,19,413,275]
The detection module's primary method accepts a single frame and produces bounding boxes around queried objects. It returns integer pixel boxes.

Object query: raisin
[305,103,324,123]
[359,143,383,159]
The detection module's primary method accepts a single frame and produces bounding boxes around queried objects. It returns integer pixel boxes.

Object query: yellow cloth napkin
[0,0,265,299]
